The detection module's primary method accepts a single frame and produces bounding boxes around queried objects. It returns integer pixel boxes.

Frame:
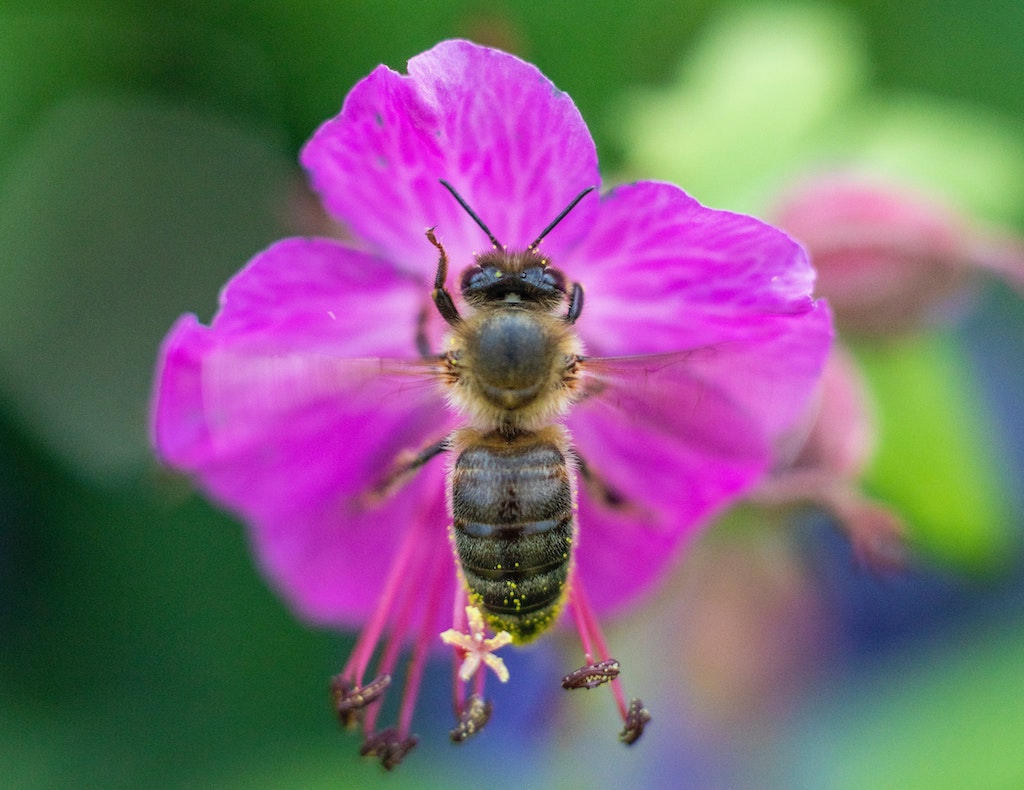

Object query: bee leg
[565,282,584,324]
[414,306,440,359]
[574,455,628,509]
[426,227,461,326]
[366,435,451,502]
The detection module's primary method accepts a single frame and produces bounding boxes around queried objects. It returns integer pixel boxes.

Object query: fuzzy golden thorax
[442,296,584,433]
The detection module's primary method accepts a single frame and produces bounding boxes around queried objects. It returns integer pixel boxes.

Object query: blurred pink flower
[756,347,906,570]
[772,173,1024,336]
[151,40,831,765]
[758,173,1024,569]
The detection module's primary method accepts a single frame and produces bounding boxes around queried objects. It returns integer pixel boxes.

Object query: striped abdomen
[450,428,574,643]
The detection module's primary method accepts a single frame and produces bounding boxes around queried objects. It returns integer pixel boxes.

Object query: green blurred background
[2,1,1023,788]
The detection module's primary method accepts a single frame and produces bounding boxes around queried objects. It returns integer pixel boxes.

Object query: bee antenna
[528,186,596,251]
[439,180,503,249]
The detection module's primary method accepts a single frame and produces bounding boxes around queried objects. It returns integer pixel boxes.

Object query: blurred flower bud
[771,173,1024,336]
[757,347,908,572]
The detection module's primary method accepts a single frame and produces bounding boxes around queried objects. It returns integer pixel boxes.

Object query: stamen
[567,572,651,744]
[360,532,432,737]
[340,514,427,685]
[444,601,507,741]
[449,693,493,743]
[359,728,419,771]
[330,674,391,728]
[329,501,455,766]
[450,586,469,713]
[561,658,620,690]
[395,547,450,740]
[619,698,651,746]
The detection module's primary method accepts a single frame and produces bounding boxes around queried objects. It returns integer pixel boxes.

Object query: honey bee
[428,180,592,642]
[200,180,756,649]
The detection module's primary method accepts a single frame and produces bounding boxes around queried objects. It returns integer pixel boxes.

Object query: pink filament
[569,571,629,721]
[449,585,469,713]
[342,514,427,684]
[397,550,450,738]
[360,530,431,736]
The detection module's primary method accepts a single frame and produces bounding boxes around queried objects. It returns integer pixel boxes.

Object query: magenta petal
[152,238,461,624]
[150,40,839,756]
[673,304,834,439]
[210,237,442,357]
[153,316,458,624]
[253,467,455,628]
[301,40,600,274]
[553,181,818,356]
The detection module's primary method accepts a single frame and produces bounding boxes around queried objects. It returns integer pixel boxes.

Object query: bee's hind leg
[573,453,654,523]
[573,454,630,510]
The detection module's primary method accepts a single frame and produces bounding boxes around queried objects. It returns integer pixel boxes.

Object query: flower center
[326,517,650,769]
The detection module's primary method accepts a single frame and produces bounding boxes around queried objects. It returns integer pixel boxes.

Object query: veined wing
[152,315,457,502]
[198,349,445,451]
[572,348,769,464]
[563,347,775,614]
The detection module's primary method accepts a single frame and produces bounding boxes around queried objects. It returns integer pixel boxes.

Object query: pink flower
[151,40,831,767]
[771,173,1024,336]
[761,173,1024,568]
[755,347,908,571]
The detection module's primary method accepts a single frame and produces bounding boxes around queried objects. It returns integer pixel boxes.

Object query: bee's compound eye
[460,265,487,292]
[542,268,566,293]
[522,266,566,293]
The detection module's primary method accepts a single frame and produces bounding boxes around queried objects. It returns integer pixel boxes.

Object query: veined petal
[667,305,834,440]
[152,239,460,624]
[566,298,831,611]
[550,181,819,357]
[251,472,455,628]
[210,237,444,357]
[154,318,457,623]
[301,40,600,274]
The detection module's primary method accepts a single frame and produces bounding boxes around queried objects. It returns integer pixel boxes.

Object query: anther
[360,728,419,771]
[561,658,621,690]
[330,674,391,728]
[450,693,493,743]
[618,698,651,745]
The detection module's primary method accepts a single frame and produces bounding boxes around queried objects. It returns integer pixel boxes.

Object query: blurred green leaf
[0,10,284,153]
[852,334,1017,569]
[792,620,1024,790]
[614,2,1024,225]
[617,3,866,210]
[0,92,295,481]
[838,96,1024,223]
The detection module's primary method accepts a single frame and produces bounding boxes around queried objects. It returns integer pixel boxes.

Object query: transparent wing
[573,348,768,464]
[564,347,775,613]
[199,349,446,453]
[153,315,458,495]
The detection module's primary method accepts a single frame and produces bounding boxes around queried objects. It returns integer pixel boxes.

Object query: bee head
[438,179,594,310]
[460,252,567,308]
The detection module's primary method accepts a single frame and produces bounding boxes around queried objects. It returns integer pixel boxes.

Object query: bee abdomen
[451,433,574,643]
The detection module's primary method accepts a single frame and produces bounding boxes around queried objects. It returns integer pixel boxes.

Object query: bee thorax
[469,311,554,410]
